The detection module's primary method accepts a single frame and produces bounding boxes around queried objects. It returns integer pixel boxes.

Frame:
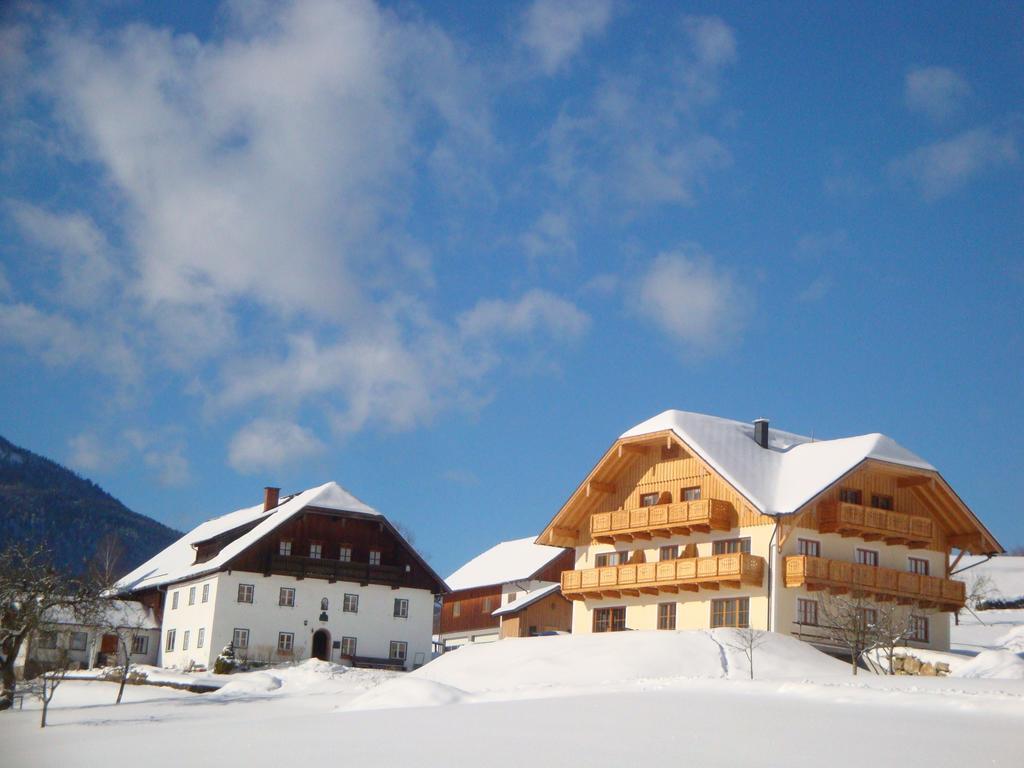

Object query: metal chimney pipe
[753,418,769,449]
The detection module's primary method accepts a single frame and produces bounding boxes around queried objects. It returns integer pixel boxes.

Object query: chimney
[753,418,769,449]
[263,486,280,512]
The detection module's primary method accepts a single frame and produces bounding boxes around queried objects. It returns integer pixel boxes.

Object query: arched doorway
[312,629,331,661]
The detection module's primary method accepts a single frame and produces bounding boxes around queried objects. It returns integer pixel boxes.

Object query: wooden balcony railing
[818,502,933,548]
[783,555,965,609]
[267,554,408,586]
[561,553,764,600]
[590,499,732,543]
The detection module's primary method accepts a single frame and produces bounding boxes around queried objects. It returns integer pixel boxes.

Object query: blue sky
[1,0,1022,575]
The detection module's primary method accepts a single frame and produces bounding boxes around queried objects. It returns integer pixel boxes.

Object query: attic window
[839,488,862,505]
[279,540,292,556]
[309,542,322,559]
[682,486,701,502]
[871,494,894,511]
[640,492,659,507]
[369,549,381,566]
[339,545,352,562]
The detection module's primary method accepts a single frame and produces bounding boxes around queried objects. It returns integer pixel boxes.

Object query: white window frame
[238,583,254,604]
[389,641,408,661]
[183,630,190,650]
[132,635,149,655]
[279,587,296,607]
[309,542,322,559]
[908,556,930,576]
[233,628,249,649]
[279,540,292,557]
[340,636,357,656]
[394,598,409,618]
[188,586,196,606]
[343,593,359,613]
[338,545,352,563]
[165,629,176,652]
[855,548,880,567]
[277,632,294,653]
[369,549,381,566]
[171,591,179,610]
[202,583,210,603]
[197,628,205,649]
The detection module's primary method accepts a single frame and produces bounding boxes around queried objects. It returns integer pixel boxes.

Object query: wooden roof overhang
[536,429,761,548]
[793,459,1003,555]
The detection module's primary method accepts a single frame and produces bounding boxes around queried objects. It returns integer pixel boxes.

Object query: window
[452,601,461,617]
[279,540,292,556]
[69,631,88,651]
[712,538,751,555]
[232,628,249,649]
[855,549,879,567]
[278,632,294,653]
[338,545,352,562]
[481,597,491,612]
[909,615,929,642]
[908,557,929,575]
[369,550,381,566]
[201,583,210,603]
[309,542,322,559]
[394,598,409,618]
[279,587,296,607]
[659,545,679,561]
[859,608,878,629]
[188,586,196,606]
[165,629,176,651]
[37,631,57,649]
[593,607,627,632]
[171,591,179,610]
[839,488,862,505]
[595,552,624,567]
[340,636,357,656]
[640,492,660,507]
[871,494,894,511]
[711,597,750,628]
[343,593,359,613]
[182,630,190,650]
[797,598,818,626]
[132,635,149,655]
[389,641,408,661]
[797,539,821,557]
[238,583,254,604]
[657,602,677,630]
[197,628,205,649]
[681,486,702,502]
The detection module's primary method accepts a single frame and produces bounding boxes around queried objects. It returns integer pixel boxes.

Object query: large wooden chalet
[115,482,447,671]
[536,410,1003,651]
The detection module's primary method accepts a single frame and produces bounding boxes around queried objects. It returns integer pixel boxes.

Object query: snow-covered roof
[44,600,161,630]
[621,410,934,515]
[115,482,380,593]
[446,537,568,592]
[491,582,561,617]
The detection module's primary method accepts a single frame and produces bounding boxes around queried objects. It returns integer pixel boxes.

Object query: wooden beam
[678,584,699,593]
[947,549,966,576]
[552,526,578,541]
[639,587,659,595]
[699,582,720,591]
[897,476,932,488]
[621,589,640,597]
[618,444,649,457]
[589,480,616,495]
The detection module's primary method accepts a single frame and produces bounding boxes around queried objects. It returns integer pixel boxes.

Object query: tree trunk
[116,640,129,704]
[850,649,858,675]
[0,652,19,711]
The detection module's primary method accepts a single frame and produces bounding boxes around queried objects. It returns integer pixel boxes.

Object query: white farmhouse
[114,482,447,671]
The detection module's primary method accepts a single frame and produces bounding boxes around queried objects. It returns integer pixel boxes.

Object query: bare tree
[104,602,153,704]
[818,591,879,675]
[35,648,72,729]
[725,626,767,679]
[88,534,126,589]
[869,602,916,674]
[0,544,98,711]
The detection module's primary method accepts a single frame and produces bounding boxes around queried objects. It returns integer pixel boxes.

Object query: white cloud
[890,127,1018,199]
[632,248,745,349]
[68,433,115,474]
[228,419,326,474]
[522,211,576,268]
[458,289,590,341]
[123,429,191,487]
[521,0,614,75]
[905,66,971,122]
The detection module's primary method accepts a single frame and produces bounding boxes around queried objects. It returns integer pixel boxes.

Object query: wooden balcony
[590,499,732,544]
[784,555,965,610]
[818,502,933,548]
[561,553,765,600]
[267,554,408,587]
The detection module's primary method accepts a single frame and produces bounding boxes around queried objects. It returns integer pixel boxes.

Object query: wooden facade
[499,592,574,639]
[438,585,502,635]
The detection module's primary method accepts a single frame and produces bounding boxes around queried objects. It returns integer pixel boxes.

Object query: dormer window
[279,540,292,556]
[369,549,381,566]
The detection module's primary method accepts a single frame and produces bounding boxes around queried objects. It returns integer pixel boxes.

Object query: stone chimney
[753,418,769,449]
[263,486,280,512]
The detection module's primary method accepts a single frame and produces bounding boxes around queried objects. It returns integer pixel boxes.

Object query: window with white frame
[797,539,821,557]
[183,630,190,650]
[202,583,210,603]
[233,628,249,649]
[69,631,88,651]
[277,632,294,653]
[171,591,179,610]
[343,593,359,613]
[909,615,929,642]
[339,545,352,562]
[279,540,292,557]
[908,557,929,575]
[797,598,818,626]
[309,542,322,559]
[132,635,149,655]
[188,586,196,606]
[165,629,176,651]
[197,628,205,648]
[394,598,409,618]
[279,587,296,607]
[238,583,254,604]
[340,636,357,656]
[369,549,381,566]
[389,641,408,661]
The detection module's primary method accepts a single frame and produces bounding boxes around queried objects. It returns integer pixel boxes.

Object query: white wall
[158,572,435,670]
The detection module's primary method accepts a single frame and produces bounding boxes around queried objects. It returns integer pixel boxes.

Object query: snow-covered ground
[4,630,1024,767]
